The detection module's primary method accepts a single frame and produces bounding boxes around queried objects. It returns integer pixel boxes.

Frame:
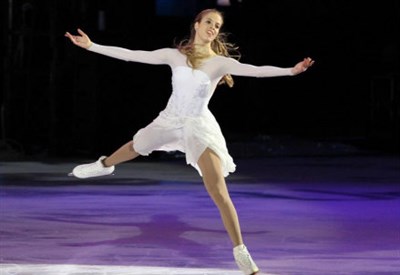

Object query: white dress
[88,43,294,177]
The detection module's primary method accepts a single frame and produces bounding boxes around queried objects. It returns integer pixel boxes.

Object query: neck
[192,41,214,57]
[193,36,215,56]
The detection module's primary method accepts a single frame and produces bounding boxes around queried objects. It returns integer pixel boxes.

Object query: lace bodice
[164,66,216,117]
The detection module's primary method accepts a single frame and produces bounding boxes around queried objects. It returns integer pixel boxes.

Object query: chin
[205,37,215,43]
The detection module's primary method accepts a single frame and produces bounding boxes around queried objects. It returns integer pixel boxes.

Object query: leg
[71,123,181,179]
[197,148,243,246]
[103,140,140,167]
[198,148,259,275]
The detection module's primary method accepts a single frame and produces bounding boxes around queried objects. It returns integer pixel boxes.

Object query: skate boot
[234,244,259,275]
[69,156,114,179]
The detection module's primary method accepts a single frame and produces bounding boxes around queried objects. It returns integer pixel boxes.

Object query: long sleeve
[87,43,174,65]
[219,57,294,77]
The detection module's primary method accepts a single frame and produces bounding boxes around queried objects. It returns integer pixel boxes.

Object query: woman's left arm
[220,57,314,77]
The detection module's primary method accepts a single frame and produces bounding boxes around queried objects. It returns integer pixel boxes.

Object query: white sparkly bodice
[164,66,213,117]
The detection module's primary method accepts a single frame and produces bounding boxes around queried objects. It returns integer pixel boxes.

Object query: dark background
[1,0,399,160]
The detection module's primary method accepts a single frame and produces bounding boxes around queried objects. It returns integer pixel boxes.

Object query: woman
[65,8,314,275]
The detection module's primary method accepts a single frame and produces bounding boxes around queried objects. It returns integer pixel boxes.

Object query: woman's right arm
[88,43,172,65]
[65,28,171,65]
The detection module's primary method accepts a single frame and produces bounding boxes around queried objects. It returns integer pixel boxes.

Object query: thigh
[198,148,228,194]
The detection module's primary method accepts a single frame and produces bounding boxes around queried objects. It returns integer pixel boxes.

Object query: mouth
[207,30,214,36]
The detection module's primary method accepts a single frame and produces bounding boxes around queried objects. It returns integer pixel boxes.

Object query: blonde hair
[176,9,240,88]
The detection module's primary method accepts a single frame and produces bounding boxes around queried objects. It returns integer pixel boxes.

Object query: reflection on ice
[0,264,246,275]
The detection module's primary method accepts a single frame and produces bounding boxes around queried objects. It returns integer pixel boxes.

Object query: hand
[291,57,315,75]
[65,28,92,49]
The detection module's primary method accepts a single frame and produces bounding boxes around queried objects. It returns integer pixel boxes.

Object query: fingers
[65,31,77,41]
[304,57,315,68]
[64,28,86,39]
[64,31,78,44]
[64,31,72,39]
[77,28,87,38]
[65,28,91,48]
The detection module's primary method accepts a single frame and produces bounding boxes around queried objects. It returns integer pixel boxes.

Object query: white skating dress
[88,43,294,177]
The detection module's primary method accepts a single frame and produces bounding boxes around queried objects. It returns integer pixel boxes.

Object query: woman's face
[194,12,223,44]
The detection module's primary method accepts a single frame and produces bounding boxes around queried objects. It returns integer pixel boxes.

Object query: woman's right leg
[72,123,178,178]
[103,140,140,167]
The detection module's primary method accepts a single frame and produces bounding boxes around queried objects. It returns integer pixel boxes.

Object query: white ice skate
[69,156,115,179]
[234,244,259,275]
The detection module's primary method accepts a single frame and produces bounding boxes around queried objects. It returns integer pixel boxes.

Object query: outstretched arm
[65,28,172,65]
[220,57,314,77]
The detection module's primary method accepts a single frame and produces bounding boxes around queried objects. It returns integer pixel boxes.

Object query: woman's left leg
[197,148,259,275]
[197,148,243,246]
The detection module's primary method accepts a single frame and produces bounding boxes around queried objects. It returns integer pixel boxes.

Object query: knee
[127,141,136,152]
[212,191,231,207]
[206,181,231,205]
[212,191,229,205]
[132,135,151,156]
[132,142,147,156]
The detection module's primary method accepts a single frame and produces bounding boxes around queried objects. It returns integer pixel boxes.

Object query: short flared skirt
[132,110,236,177]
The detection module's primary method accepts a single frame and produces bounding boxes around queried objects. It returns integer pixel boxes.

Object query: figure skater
[65,8,314,275]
